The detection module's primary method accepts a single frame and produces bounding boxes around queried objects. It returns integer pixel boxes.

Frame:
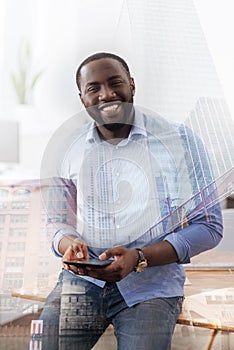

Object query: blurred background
[0,0,233,171]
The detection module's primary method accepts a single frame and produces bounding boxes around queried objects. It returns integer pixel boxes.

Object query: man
[40,52,223,350]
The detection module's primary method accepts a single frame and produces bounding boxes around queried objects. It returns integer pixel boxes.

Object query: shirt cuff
[163,221,222,265]
[164,233,191,264]
[52,228,81,257]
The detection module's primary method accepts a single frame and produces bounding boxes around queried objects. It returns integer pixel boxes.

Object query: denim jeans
[32,269,183,350]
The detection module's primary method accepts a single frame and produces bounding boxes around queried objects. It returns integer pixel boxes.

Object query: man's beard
[103,123,125,131]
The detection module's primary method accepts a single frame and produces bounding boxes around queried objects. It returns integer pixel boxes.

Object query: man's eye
[111,81,122,86]
[87,86,98,93]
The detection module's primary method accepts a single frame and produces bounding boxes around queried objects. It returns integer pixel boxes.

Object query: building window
[62,201,67,210]
[12,189,31,198]
[47,213,60,223]
[37,279,49,289]
[5,257,25,267]
[0,189,9,197]
[38,257,49,266]
[9,228,27,237]
[37,280,49,290]
[39,240,50,251]
[7,242,26,252]
[0,201,8,209]
[11,201,30,209]
[0,214,6,224]
[37,273,49,279]
[47,213,67,223]
[10,215,28,223]
[47,200,68,210]
[3,273,23,292]
[46,187,68,200]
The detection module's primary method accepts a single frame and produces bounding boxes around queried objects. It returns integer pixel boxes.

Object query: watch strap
[134,248,148,272]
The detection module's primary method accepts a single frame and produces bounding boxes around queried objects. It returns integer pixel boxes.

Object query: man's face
[79,58,135,129]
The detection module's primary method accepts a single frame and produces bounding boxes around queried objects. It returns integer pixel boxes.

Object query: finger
[62,263,86,276]
[62,256,73,270]
[63,262,70,271]
[62,252,77,265]
[77,268,86,276]
[81,244,90,259]
[84,267,105,280]
[65,264,78,274]
[72,243,84,258]
[99,246,124,260]
[85,266,122,282]
[72,242,90,260]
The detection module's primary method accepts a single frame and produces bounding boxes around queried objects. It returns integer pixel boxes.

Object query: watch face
[136,260,148,273]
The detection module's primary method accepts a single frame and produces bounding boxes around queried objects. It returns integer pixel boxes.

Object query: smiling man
[39,52,223,350]
[77,54,135,137]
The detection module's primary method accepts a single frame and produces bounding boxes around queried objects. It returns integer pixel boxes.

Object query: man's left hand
[77,246,139,282]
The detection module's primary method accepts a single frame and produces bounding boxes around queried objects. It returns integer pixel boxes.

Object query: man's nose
[99,85,116,100]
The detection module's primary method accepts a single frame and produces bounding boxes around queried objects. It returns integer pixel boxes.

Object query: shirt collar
[85,107,147,144]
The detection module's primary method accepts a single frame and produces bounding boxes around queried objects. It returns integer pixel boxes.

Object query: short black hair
[76,52,131,91]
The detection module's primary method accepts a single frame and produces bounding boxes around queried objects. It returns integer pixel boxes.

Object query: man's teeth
[102,104,118,112]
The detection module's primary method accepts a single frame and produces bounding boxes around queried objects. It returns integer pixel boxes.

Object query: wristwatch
[134,248,148,273]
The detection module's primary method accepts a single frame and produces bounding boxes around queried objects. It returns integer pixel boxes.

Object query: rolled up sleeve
[165,219,223,264]
[41,176,81,257]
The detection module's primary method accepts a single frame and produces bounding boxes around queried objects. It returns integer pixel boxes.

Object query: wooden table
[178,267,234,350]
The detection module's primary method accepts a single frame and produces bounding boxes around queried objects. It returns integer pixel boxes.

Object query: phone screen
[63,258,112,268]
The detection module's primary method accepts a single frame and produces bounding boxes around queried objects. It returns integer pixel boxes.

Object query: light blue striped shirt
[44,108,223,307]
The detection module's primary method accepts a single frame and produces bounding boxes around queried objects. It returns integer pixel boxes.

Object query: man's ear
[79,92,84,105]
[130,77,136,96]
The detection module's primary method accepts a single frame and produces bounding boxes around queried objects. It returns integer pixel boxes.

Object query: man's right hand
[59,235,90,272]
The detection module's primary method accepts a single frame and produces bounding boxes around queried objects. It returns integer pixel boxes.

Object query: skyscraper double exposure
[122,0,233,198]
[125,0,223,119]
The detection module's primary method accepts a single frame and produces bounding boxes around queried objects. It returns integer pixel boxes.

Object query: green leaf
[30,69,44,91]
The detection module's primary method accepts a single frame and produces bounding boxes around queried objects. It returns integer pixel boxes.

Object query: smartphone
[63,258,112,268]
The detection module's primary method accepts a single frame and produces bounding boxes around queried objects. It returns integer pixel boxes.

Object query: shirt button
[116,172,120,177]
[116,224,120,229]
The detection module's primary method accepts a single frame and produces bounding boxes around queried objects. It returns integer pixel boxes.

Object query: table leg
[206,329,218,350]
